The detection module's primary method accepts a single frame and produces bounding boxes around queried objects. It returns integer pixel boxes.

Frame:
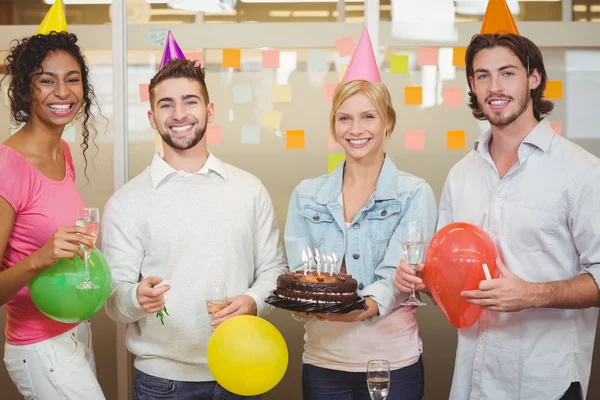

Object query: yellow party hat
[36,0,68,35]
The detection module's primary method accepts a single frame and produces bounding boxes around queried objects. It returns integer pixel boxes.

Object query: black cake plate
[265,291,368,314]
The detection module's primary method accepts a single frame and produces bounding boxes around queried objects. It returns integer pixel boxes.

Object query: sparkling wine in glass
[400,220,427,306]
[76,207,100,290]
[367,359,390,400]
[206,283,227,321]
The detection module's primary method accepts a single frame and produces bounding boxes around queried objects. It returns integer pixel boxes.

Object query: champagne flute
[367,359,390,400]
[205,282,227,321]
[76,207,100,290]
[400,220,426,306]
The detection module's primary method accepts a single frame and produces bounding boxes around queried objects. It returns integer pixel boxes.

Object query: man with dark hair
[395,2,600,399]
[101,45,287,398]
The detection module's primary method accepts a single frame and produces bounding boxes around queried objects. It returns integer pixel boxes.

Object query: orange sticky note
[327,131,342,149]
[286,130,305,149]
[404,87,423,105]
[261,50,280,69]
[447,130,466,150]
[405,130,425,150]
[545,80,563,99]
[335,36,355,57]
[324,83,337,103]
[550,121,563,136]
[222,49,241,69]
[444,87,464,107]
[207,125,222,145]
[452,47,467,68]
[139,83,149,102]
[418,47,439,66]
[184,51,203,65]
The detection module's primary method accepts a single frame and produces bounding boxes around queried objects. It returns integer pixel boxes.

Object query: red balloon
[423,222,498,328]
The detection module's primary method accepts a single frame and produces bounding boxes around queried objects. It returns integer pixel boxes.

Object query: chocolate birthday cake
[275,271,358,304]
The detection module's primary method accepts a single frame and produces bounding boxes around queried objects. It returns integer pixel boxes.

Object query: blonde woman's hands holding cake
[211,295,257,327]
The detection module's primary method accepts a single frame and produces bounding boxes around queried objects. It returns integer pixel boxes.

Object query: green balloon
[29,249,112,323]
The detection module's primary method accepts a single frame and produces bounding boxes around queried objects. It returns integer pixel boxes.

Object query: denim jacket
[284,156,438,317]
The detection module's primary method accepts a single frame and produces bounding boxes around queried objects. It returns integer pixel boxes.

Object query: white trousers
[3,320,105,400]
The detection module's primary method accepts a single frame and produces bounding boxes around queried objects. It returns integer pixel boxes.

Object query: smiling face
[148,77,214,151]
[469,46,540,127]
[29,50,83,127]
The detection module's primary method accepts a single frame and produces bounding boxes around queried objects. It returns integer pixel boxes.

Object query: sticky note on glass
[154,133,163,153]
[148,28,168,47]
[327,131,342,149]
[286,130,305,149]
[207,125,222,145]
[338,64,348,82]
[273,84,292,103]
[139,83,150,102]
[447,130,466,150]
[324,83,337,103]
[545,80,563,99]
[307,49,328,71]
[443,87,464,107]
[222,49,241,69]
[418,47,439,67]
[184,51,203,65]
[328,154,345,173]
[405,130,425,150]
[550,121,563,136]
[262,109,283,130]
[335,36,355,57]
[241,125,261,144]
[390,55,409,74]
[452,47,467,67]
[404,87,423,105]
[233,84,252,105]
[262,50,280,69]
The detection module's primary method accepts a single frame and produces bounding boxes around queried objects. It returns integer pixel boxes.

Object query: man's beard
[480,86,530,127]
[158,118,207,150]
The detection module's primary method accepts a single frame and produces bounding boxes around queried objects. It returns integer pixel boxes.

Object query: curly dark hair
[148,58,209,108]
[1,31,99,179]
[466,33,554,122]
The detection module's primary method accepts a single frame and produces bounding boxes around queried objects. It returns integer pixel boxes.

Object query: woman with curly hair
[0,31,105,399]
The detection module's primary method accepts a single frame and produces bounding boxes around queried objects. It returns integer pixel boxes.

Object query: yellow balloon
[207,315,288,396]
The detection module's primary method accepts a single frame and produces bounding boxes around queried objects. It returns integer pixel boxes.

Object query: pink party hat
[159,31,186,70]
[342,26,381,83]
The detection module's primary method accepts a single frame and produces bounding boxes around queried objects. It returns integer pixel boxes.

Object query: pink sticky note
[418,47,439,67]
[206,125,222,145]
[324,83,337,103]
[327,131,342,149]
[261,50,280,69]
[184,51,203,66]
[335,36,355,57]
[139,83,150,102]
[443,87,464,107]
[550,121,563,136]
[405,130,425,150]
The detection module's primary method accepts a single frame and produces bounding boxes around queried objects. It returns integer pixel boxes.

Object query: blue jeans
[302,358,424,400]
[134,369,262,400]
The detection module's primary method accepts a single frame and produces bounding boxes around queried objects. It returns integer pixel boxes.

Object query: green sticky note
[390,55,409,74]
[327,154,345,173]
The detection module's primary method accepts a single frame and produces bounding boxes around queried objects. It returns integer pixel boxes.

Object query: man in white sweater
[102,58,288,399]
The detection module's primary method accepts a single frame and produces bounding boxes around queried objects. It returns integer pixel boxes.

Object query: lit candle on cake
[307,247,313,272]
[302,250,308,275]
[327,256,333,275]
[315,249,321,275]
[332,252,338,274]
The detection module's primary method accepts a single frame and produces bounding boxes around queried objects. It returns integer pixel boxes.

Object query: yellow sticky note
[545,80,563,100]
[328,154,345,173]
[390,55,409,74]
[222,49,241,69]
[447,130,466,150]
[261,109,283,130]
[153,133,163,153]
[286,130,305,149]
[338,64,348,82]
[273,85,292,103]
[404,86,423,105]
[452,47,467,68]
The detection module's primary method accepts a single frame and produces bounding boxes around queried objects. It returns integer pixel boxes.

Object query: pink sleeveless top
[0,140,84,345]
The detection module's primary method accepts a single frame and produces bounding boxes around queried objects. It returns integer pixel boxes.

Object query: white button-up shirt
[439,119,600,400]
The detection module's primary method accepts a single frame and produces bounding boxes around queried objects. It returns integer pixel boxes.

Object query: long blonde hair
[329,80,396,138]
